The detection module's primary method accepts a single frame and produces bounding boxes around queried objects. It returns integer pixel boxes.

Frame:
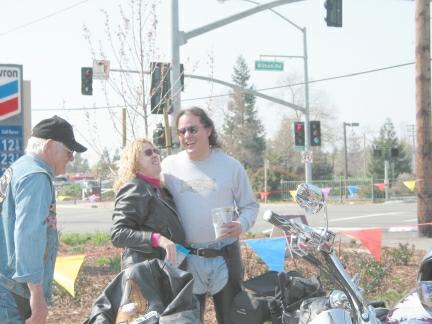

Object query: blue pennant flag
[244,237,286,272]
[347,185,359,197]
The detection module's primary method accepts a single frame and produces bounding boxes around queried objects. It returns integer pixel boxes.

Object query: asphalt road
[56,200,432,250]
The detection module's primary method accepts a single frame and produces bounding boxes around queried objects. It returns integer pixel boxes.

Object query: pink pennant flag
[342,228,383,261]
[321,187,332,199]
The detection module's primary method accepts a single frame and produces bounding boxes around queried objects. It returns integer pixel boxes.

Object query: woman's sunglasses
[144,148,160,156]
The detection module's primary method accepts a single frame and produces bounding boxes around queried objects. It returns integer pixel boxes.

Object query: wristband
[151,232,161,247]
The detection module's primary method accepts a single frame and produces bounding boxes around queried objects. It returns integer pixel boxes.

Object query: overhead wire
[0,0,91,37]
[33,60,415,111]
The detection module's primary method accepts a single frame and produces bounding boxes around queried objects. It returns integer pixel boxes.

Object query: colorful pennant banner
[403,180,416,192]
[54,255,85,296]
[341,228,383,261]
[244,237,286,272]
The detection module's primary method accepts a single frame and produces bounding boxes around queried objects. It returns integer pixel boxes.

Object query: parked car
[80,179,101,199]
[53,175,68,187]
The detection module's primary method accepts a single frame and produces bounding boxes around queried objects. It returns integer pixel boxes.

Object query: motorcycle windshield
[302,309,353,324]
[418,281,432,314]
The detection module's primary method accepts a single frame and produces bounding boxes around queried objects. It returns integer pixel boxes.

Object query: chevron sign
[0,66,22,121]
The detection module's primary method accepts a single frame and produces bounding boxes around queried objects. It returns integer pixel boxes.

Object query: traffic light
[153,123,165,148]
[150,62,170,114]
[373,149,382,158]
[310,121,321,146]
[81,67,93,96]
[150,63,184,114]
[294,121,305,146]
[324,0,342,27]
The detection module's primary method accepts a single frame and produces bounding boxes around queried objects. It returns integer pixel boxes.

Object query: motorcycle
[262,183,390,324]
[385,248,432,323]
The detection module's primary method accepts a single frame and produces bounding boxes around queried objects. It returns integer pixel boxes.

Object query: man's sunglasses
[177,126,200,136]
[144,148,160,157]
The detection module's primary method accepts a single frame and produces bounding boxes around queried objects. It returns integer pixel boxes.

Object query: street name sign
[255,60,284,71]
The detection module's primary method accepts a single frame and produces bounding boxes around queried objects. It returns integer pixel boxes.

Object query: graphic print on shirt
[45,202,57,229]
[179,177,216,193]
[0,167,12,204]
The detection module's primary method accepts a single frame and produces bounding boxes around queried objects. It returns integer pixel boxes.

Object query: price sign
[0,125,23,174]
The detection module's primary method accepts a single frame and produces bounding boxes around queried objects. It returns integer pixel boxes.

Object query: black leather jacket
[83,259,201,324]
[111,178,186,269]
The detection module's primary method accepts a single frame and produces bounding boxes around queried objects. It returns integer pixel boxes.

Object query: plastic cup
[212,207,234,239]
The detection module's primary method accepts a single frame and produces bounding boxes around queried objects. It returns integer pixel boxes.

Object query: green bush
[60,183,81,198]
[385,243,415,266]
[60,232,91,246]
[60,231,110,246]
[91,231,111,245]
[96,255,121,272]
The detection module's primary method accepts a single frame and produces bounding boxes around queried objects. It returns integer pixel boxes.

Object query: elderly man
[0,115,87,324]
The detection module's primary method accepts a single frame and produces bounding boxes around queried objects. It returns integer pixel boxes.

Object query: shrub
[96,255,121,273]
[385,243,415,266]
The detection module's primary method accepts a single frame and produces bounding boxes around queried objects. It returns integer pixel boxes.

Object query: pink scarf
[136,172,161,191]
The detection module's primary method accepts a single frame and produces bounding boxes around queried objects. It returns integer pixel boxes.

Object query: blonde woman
[111,138,186,269]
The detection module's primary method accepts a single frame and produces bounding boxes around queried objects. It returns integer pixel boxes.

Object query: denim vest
[0,154,58,304]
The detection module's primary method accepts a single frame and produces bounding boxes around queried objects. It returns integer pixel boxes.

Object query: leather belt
[187,247,225,258]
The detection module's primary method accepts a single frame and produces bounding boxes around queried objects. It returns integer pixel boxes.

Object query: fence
[280,177,417,203]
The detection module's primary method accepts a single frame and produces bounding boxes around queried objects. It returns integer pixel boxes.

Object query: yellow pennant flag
[54,255,85,297]
[289,190,297,201]
[403,180,416,192]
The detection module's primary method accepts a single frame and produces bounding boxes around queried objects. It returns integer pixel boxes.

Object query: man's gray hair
[25,137,49,154]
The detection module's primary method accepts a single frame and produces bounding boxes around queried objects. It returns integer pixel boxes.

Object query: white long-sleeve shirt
[161,149,258,244]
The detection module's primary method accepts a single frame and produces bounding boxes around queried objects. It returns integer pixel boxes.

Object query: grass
[95,255,122,273]
[60,231,111,246]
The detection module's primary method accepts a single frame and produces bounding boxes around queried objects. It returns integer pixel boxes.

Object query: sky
[0,0,417,165]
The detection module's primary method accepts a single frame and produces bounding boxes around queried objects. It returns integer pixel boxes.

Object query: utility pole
[416,0,432,237]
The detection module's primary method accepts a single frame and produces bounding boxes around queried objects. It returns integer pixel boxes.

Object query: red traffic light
[84,68,92,77]
[294,121,305,146]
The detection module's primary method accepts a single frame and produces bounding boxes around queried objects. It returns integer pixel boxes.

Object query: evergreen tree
[368,119,411,179]
[267,115,303,179]
[222,56,265,170]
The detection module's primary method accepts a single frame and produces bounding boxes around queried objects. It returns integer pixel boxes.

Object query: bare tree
[82,0,164,157]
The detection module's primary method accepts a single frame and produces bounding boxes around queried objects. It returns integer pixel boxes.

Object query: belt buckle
[196,248,206,257]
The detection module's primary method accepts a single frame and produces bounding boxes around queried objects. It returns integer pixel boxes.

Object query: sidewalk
[57,200,115,209]
[382,231,432,252]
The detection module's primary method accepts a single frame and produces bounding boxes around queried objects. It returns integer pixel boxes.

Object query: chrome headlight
[329,290,350,309]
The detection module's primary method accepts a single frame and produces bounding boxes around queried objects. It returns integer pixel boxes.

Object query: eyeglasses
[144,148,160,157]
[177,126,200,136]
[61,143,74,159]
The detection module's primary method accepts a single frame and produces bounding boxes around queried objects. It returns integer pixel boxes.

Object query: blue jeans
[0,286,23,324]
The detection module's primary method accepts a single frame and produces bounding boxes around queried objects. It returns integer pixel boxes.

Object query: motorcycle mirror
[295,183,325,214]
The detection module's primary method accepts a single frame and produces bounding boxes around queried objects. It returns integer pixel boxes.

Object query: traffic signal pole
[302,27,312,183]
[170,0,181,146]
[244,4,312,182]
[170,0,311,181]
